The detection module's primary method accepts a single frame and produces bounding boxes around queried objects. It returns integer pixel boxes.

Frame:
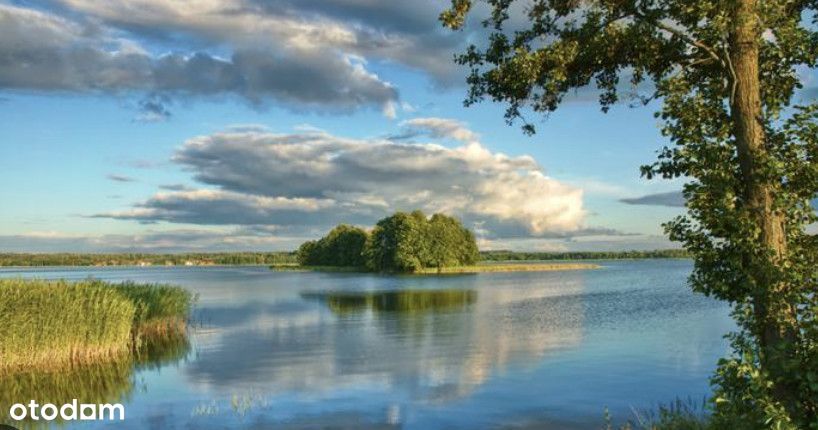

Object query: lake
[0,259,733,429]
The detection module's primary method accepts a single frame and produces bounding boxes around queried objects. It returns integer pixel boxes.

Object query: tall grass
[605,398,711,430]
[0,279,193,374]
[111,281,193,345]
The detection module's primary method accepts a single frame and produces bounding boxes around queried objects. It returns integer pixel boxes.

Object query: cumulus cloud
[95,121,596,238]
[0,4,399,115]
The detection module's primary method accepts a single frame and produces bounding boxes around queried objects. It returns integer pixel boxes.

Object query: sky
[0,1,812,253]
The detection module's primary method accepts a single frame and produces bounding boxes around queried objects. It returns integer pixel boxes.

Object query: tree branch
[635,13,725,65]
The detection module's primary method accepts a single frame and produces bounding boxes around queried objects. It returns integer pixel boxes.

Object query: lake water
[0,260,733,429]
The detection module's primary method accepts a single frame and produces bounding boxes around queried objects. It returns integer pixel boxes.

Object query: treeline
[297,210,479,273]
[480,249,690,261]
[0,252,297,267]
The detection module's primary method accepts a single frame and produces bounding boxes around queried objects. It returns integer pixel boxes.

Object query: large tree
[364,211,480,272]
[297,224,368,267]
[442,1,818,427]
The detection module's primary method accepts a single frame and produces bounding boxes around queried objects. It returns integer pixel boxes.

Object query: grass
[112,281,194,345]
[0,278,193,374]
[271,262,599,274]
[606,398,711,430]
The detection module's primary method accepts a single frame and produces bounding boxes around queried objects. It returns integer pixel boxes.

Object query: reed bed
[0,279,192,374]
[112,281,194,345]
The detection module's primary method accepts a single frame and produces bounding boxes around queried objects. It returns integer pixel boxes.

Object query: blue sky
[0,1,756,252]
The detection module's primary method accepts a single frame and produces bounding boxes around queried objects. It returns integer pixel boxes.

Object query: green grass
[0,279,193,374]
[606,399,711,430]
[112,281,194,343]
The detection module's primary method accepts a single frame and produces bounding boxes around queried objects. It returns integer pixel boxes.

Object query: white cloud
[97,122,592,238]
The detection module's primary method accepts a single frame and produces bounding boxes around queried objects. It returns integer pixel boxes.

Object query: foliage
[295,211,480,273]
[0,279,193,373]
[428,213,480,270]
[442,0,818,427]
[364,210,479,272]
[296,224,369,267]
[480,249,690,261]
[0,252,297,267]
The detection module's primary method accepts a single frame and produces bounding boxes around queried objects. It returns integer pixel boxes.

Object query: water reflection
[301,289,477,314]
[0,333,190,428]
[0,261,733,429]
[186,280,585,404]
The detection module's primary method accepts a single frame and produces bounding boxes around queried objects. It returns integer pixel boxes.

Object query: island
[274,210,600,274]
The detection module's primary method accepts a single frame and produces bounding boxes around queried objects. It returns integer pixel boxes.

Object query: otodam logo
[7,400,124,422]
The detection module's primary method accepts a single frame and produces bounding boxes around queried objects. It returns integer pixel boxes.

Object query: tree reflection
[302,289,477,314]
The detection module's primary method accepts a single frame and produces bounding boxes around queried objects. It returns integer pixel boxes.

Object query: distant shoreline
[270,262,600,274]
[0,250,687,268]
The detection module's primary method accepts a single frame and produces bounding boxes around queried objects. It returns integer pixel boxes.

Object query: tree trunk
[729,0,799,416]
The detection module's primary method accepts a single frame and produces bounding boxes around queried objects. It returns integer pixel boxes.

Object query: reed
[0,279,192,374]
[111,281,194,344]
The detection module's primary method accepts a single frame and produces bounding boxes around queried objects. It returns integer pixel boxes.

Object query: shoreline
[270,262,600,274]
[0,259,694,270]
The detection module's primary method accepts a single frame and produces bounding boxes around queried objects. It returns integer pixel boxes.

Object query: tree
[296,240,320,266]
[365,211,430,272]
[427,214,467,272]
[297,225,368,267]
[442,1,818,427]
[363,211,480,272]
[426,213,480,271]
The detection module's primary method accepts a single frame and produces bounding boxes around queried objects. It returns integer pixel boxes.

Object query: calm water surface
[0,260,733,429]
